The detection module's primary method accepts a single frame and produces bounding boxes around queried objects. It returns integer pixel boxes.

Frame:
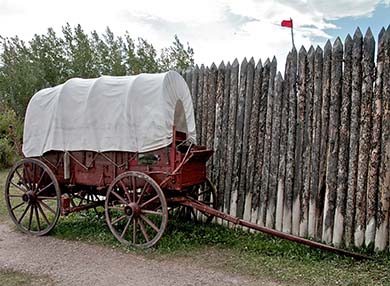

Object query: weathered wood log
[191,66,199,127]
[374,27,389,251]
[219,62,232,212]
[332,34,353,246]
[224,59,239,214]
[292,47,307,236]
[322,37,343,243]
[276,56,290,231]
[246,60,263,225]
[259,57,277,226]
[196,65,205,143]
[207,63,218,150]
[300,46,315,237]
[344,28,364,247]
[230,58,248,218]
[354,29,374,248]
[201,67,209,146]
[266,72,283,229]
[213,62,225,205]
[308,46,323,238]
[252,59,270,220]
[239,57,255,220]
[283,48,297,234]
[317,40,332,238]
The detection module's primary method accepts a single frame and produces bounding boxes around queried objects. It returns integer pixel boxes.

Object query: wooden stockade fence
[181,26,390,251]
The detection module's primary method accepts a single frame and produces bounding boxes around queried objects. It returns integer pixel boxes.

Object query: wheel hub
[125,203,141,217]
[22,191,36,204]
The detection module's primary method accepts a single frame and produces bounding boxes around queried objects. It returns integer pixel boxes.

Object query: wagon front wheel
[5,158,61,236]
[105,171,168,248]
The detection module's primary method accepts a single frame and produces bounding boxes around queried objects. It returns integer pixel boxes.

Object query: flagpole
[290,18,295,49]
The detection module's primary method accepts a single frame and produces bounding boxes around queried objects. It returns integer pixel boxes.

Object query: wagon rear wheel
[5,158,61,235]
[172,177,217,223]
[105,171,168,248]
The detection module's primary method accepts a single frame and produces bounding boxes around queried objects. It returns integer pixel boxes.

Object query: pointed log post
[207,63,218,179]
[276,55,290,232]
[345,28,363,246]
[201,67,210,146]
[213,62,225,204]
[239,57,255,220]
[230,58,248,218]
[224,59,239,214]
[191,65,199,127]
[283,48,297,234]
[308,46,323,238]
[293,47,307,236]
[259,57,277,226]
[317,40,332,238]
[322,37,343,243]
[246,60,263,225]
[354,29,375,248]
[266,72,283,228]
[253,59,270,223]
[219,62,232,213]
[332,35,353,247]
[196,65,205,143]
[375,28,389,251]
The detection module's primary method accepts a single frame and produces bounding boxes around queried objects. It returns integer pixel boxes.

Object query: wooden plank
[276,56,290,232]
[224,59,239,214]
[283,48,297,234]
[218,62,231,212]
[266,72,283,228]
[253,59,270,224]
[259,57,277,226]
[230,58,248,218]
[191,66,199,124]
[201,67,210,146]
[245,60,263,225]
[213,62,225,205]
[300,46,315,237]
[322,37,343,243]
[374,27,389,251]
[196,65,205,144]
[354,29,374,247]
[239,57,255,219]
[308,46,323,238]
[292,47,307,236]
[332,35,353,246]
[345,28,363,246]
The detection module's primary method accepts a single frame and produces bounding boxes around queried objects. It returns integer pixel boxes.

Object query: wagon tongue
[180,197,371,260]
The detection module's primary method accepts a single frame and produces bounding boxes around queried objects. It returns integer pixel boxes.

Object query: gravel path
[0,224,276,286]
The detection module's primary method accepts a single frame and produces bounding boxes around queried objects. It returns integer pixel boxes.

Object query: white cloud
[0,0,387,70]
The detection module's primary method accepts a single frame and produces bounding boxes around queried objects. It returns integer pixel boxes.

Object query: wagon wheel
[5,158,61,235]
[172,177,217,223]
[105,171,168,248]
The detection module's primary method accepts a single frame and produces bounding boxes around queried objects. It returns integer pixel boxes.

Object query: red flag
[281,19,293,28]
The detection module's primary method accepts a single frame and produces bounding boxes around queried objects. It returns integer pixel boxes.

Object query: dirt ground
[0,223,277,286]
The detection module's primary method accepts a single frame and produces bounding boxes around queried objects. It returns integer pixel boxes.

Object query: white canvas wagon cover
[23,71,196,157]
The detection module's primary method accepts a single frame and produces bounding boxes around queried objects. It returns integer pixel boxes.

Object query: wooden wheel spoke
[39,200,56,214]
[36,182,54,195]
[108,206,125,211]
[24,166,34,191]
[141,210,163,216]
[140,214,159,233]
[136,183,150,205]
[110,190,128,205]
[37,202,50,225]
[15,169,30,190]
[10,181,27,193]
[18,204,30,224]
[133,218,138,244]
[28,206,34,230]
[131,176,137,203]
[8,194,24,198]
[36,170,47,190]
[111,214,127,226]
[119,180,132,203]
[34,205,41,231]
[120,215,133,238]
[140,195,159,208]
[37,196,57,200]
[138,219,150,242]
[11,201,25,211]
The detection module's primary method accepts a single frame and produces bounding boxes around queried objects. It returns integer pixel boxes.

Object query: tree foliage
[0,24,195,117]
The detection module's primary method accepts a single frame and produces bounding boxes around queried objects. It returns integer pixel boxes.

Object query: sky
[1,0,390,71]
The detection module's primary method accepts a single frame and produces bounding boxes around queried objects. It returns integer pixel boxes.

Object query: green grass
[0,269,53,286]
[1,168,390,285]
